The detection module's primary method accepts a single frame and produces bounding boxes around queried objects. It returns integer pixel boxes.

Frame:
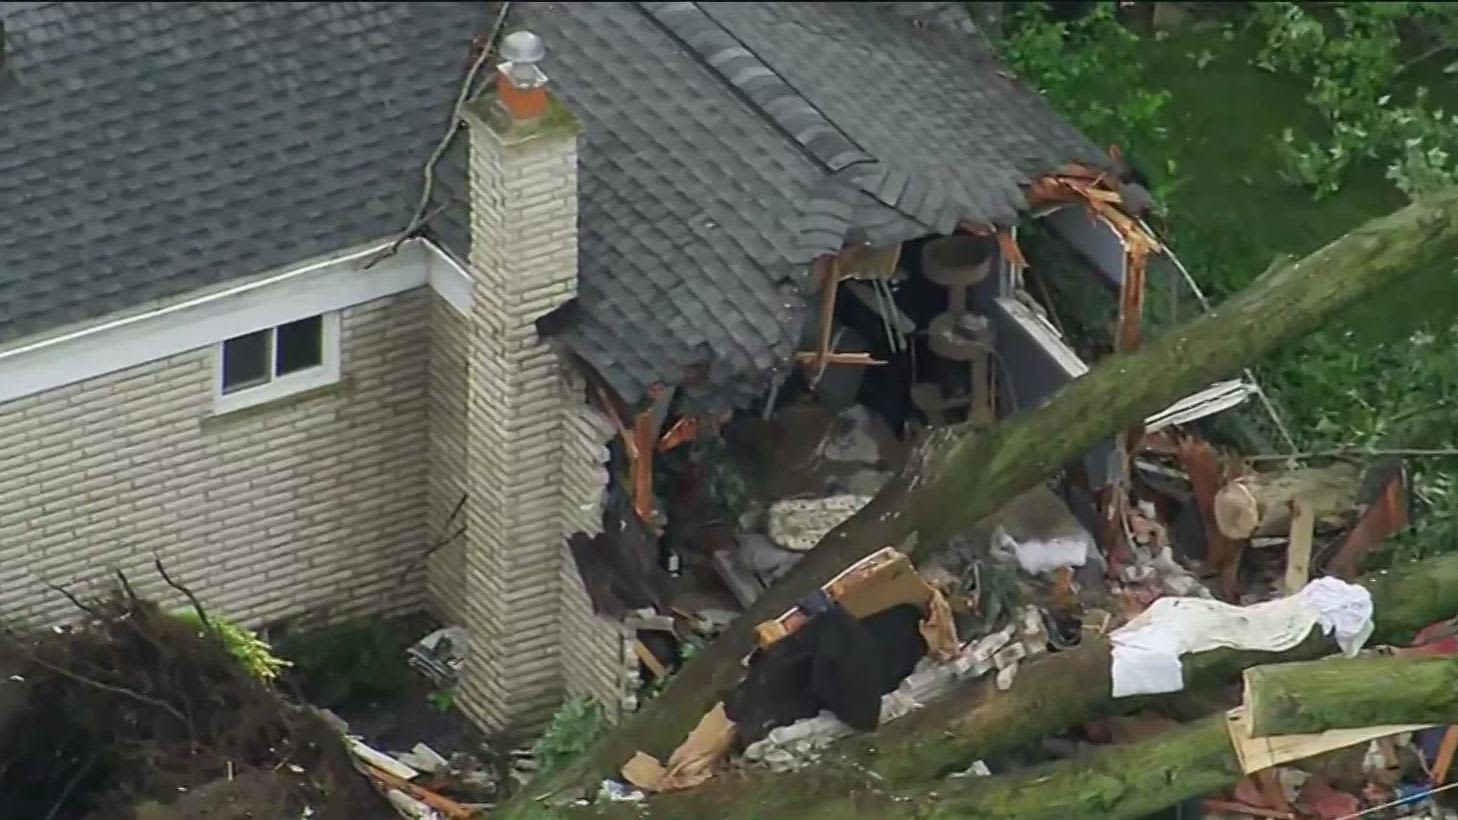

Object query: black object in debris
[725,603,927,744]
[567,491,671,619]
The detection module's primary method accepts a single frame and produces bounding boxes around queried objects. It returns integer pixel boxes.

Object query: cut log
[1243,654,1458,738]
[502,190,1458,815]
[1213,463,1360,540]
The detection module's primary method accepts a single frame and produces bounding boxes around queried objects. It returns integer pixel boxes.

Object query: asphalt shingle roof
[489,1,1112,409]
[1,1,1111,411]
[0,1,487,342]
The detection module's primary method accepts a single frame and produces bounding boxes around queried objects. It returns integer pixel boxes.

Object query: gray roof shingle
[488,2,1112,409]
[0,1,488,341]
[1,1,1111,411]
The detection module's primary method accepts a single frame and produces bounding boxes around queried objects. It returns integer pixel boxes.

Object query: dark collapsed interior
[572,191,1245,746]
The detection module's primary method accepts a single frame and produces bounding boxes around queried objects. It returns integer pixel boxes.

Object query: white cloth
[1109,577,1374,697]
[992,525,1091,575]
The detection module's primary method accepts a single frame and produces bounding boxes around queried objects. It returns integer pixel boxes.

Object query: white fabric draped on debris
[1109,577,1374,697]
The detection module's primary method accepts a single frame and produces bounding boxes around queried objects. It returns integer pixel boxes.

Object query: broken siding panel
[0,289,432,628]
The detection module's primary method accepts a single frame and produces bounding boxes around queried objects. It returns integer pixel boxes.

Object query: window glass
[221,330,270,393]
[275,315,323,375]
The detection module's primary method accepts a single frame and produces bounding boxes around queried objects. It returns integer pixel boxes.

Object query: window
[215,312,340,413]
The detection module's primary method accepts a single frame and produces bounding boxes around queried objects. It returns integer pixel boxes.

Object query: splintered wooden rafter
[1027,165,1167,573]
[798,246,898,384]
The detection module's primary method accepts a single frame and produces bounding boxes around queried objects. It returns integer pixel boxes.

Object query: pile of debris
[0,587,385,820]
[557,413,1439,819]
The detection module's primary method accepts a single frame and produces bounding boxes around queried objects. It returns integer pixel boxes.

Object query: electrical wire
[1331,779,1458,820]
[1137,217,1300,455]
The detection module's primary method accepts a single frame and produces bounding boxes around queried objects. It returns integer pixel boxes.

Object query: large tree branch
[567,652,1458,820]
[547,549,1458,820]
[504,189,1458,814]
[1246,653,1458,737]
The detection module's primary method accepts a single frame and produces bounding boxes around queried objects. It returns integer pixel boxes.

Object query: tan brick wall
[456,95,601,733]
[555,387,636,719]
[0,289,431,628]
[424,292,470,626]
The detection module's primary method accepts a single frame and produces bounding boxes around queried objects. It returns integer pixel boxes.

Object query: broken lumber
[1213,462,1360,540]
[1282,499,1315,594]
[362,763,476,819]
[501,190,1458,815]
[1243,654,1458,738]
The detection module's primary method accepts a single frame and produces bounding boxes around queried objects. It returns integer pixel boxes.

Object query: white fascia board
[0,238,460,404]
[422,239,476,316]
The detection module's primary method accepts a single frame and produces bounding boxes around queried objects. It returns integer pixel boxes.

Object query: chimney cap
[499,30,545,65]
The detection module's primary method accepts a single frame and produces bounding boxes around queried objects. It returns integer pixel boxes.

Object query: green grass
[1008,5,1458,562]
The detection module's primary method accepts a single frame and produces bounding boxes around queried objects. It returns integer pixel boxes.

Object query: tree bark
[501,190,1458,814]
[564,655,1458,820]
[579,549,1458,819]
[1245,654,1458,737]
[852,543,1458,785]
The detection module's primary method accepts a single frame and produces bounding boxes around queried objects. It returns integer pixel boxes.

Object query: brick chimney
[453,30,624,733]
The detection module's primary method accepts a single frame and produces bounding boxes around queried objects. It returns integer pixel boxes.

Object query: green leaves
[1001,2,1171,161]
[533,697,608,776]
[171,607,291,682]
[1251,2,1458,199]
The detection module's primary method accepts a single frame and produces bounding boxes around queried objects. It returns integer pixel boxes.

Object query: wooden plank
[1225,707,1435,775]
[361,763,475,819]
[810,256,840,385]
[632,411,656,523]
[1283,498,1315,595]
[792,351,887,366]
[634,640,669,679]
[1434,726,1458,784]
[346,737,419,781]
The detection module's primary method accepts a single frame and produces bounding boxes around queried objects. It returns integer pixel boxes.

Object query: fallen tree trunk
[838,544,1458,786]
[565,549,1458,820]
[504,189,1458,814]
[565,654,1458,820]
[1245,653,1458,737]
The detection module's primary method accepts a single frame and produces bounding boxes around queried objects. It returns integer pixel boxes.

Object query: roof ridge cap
[639,1,871,175]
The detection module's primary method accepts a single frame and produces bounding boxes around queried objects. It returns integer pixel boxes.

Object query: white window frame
[212,311,341,415]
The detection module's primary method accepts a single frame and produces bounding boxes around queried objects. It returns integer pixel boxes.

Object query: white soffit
[0,237,475,404]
